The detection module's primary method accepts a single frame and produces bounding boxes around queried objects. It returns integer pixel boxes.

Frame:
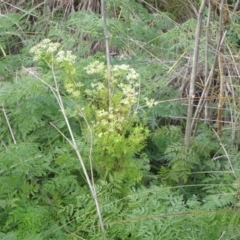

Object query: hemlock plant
[1,1,240,236]
[30,39,155,183]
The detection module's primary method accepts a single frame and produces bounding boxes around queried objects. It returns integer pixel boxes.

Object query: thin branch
[0,155,42,175]
[204,0,211,124]
[218,231,226,240]
[226,44,238,148]
[233,0,240,13]
[101,0,112,107]
[101,0,111,68]
[49,64,106,238]
[213,129,237,180]
[191,31,227,131]
[49,122,73,147]
[217,0,225,136]
[1,141,7,150]
[184,0,207,147]
[2,104,16,144]
[65,230,86,240]
[217,54,224,136]
[25,62,106,237]
[76,110,95,188]
[192,0,226,136]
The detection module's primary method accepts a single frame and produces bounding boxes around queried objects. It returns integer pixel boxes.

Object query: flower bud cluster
[84,61,158,109]
[30,39,60,61]
[56,50,76,64]
[30,39,76,65]
[84,61,105,74]
[95,108,126,138]
[65,82,83,98]
[144,97,158,108]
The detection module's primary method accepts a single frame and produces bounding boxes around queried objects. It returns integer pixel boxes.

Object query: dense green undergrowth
[1,0,240,239]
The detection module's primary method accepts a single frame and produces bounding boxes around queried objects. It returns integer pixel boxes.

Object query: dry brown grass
[0,0,101,14]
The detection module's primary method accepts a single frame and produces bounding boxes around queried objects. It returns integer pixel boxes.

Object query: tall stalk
[101,0,112,106]
[185,0,207,147]
[204,0,211,124]
[192,0,226,134]
[217,0,225,136]
[25,66,107,239]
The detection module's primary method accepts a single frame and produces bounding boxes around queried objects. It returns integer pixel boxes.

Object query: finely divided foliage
[0,0,240,239]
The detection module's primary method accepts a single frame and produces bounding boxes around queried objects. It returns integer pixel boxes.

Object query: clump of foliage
[29,39,155,185]
[0,38,239,239]
[1,0,240,239]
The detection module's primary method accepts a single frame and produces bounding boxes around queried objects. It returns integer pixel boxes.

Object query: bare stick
[226,44,238,147]
[24,64,106,238]
[217,0,225,136]
[233,0,240,13]
[49,122,73,147]
[192,0,226,136]
[0,155,42,175]
[49,64,106,238]
[101,0,111,68]
[185,0,207,147]
[217,54,224,136]
[204,0,211,123]
[101,0,112,106]
[213,129,237,180]
[191,31,227,130]
[218,231,226,240]
[2,104,16,144]
[75,106,95,188]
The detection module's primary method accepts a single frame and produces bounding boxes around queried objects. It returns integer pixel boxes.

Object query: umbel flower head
[30,39,76,65]
[30,39,60,61]
[84,61,158,109]
[56,50,76,64]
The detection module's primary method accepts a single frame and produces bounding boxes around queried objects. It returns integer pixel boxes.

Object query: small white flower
[76,82,84,87]
[30,39,60,61]
[108,113,114,119]
[113,64,130,71]
[56,50,76,64]
[84,61,105,74]
[84,89,93,95]
[96,110,108,117]
[126,69,139,81]
[96,83,104,90]
[72,91,80,97]
[144,98,158,108]
[100,119,108,125]
[120,98,129,105]
[42,39,51,45]
[46,42,61,54]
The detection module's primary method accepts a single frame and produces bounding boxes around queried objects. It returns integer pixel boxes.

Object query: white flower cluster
[118,83,138,105]
[56,50,76,64]
[84,61,105,74]
[84,82,105,96]
[95,108,126,137]
[126,68,139,81]
[30,39,76,65]
[84,61,158,109]
[30,39,60,61]
[112,64,139,82]
[144,97,158,108]
[91,82,104,91]
[65,82,83,98]
[112,64,129,71]
[84,61,140,82]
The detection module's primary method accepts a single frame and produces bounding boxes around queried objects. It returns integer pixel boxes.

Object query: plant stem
[185,0,206,147]
[101,0,112,109]
[2,104,16,144]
